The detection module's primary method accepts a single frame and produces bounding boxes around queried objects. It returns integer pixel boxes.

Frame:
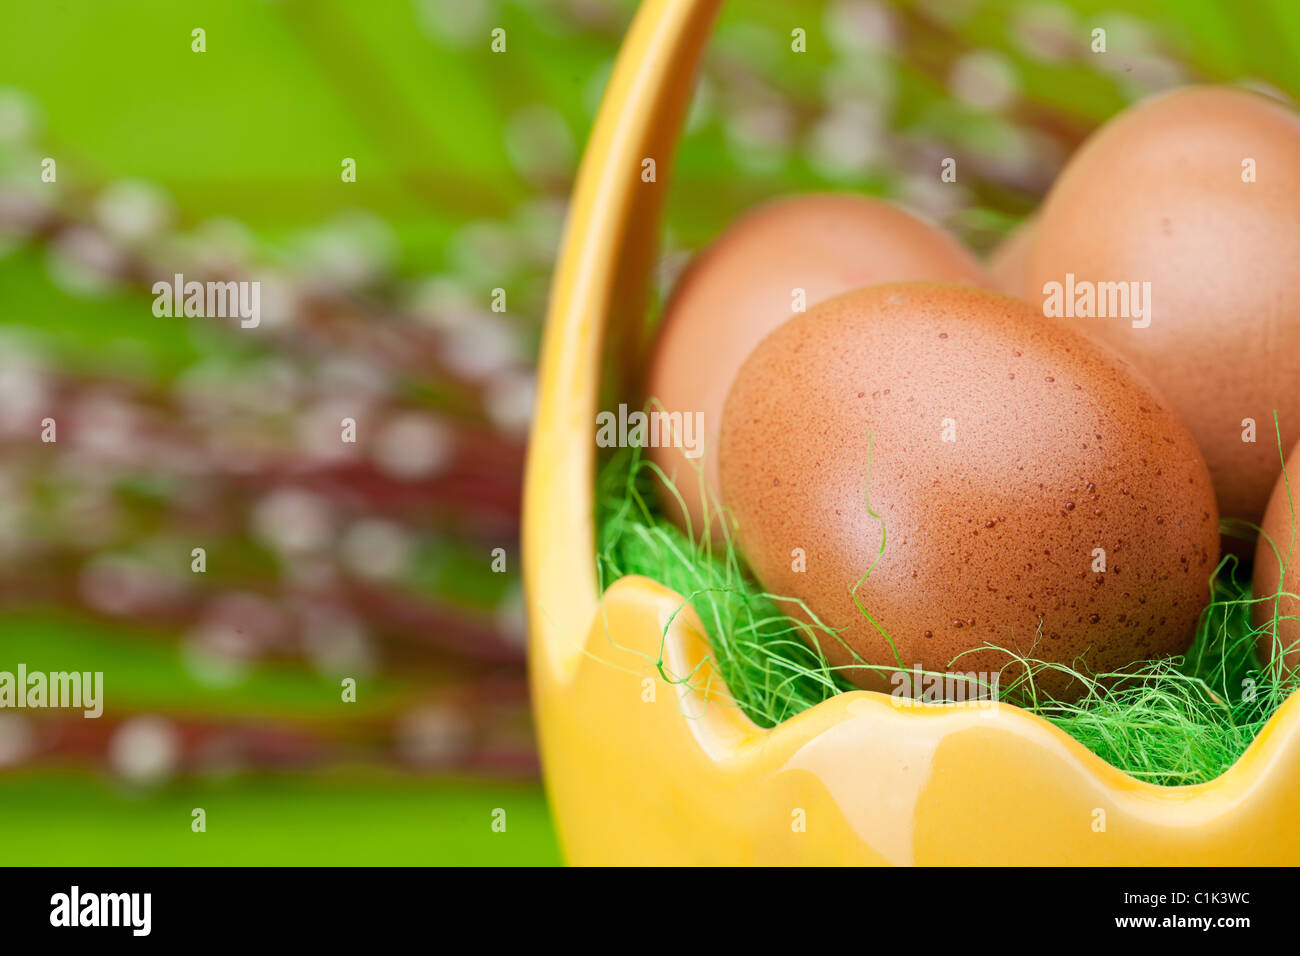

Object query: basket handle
[524,0,722,680]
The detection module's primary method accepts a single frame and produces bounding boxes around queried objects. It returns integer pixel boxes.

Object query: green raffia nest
[595,444,1298,787]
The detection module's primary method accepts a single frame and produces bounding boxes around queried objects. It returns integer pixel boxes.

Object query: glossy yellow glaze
[523,0,1300,865]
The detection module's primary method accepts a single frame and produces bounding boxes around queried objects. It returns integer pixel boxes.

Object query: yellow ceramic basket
[522,0,1300,865]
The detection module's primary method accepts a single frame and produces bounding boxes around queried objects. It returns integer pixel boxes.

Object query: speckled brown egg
[718,282,1219,700]
[645,194,989,536]
[1023,86,1300,535]
[1253,438,1300,670]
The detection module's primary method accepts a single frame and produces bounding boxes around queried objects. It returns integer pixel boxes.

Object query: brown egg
[988,215,1036,298]
[645,194,989,536]
[1253,438,1300,670]
[1023,86,1300,534]
[719,283,1219,700]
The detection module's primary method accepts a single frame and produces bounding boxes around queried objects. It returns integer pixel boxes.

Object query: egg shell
[1023,85,1300,531]
[1252,438,1300,669]
[988,215,1036,298]
[719,282,1219,700]
[645,194,989,536]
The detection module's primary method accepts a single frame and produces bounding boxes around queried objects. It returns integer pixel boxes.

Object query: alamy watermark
[152,273,260,328]
[595,403,703,459]
[890,663,1000,710]
[1042,273,1151,328]
[50,886,151,936]
[0,664,103,718]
